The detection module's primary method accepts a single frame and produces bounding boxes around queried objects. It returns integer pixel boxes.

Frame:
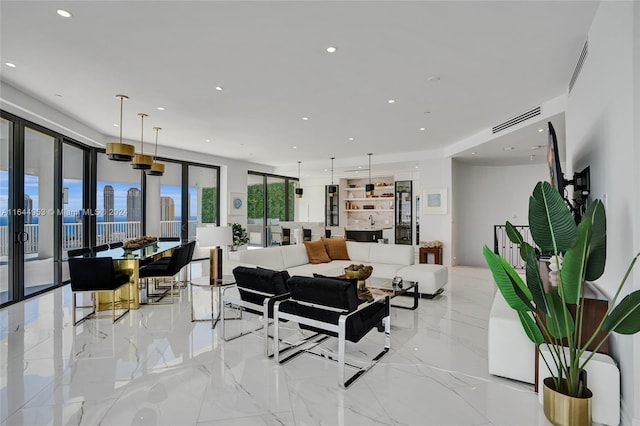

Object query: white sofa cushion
[280,244,309,269]
[230,246,284,270]
[369,243,414,266]
[367,262,405,279]
[346,241,371,262]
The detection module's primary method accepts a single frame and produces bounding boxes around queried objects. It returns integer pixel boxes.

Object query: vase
[543,377,592,426]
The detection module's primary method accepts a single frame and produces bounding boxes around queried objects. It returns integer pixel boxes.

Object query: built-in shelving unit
[341,177,395,229]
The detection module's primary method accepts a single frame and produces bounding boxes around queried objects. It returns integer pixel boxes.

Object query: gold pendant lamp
[147,127,165,176]
[365,153,374,196]
[131,113,153,170]
[106,94,135,161]
[328,157,337,197]
[295,161,304,198]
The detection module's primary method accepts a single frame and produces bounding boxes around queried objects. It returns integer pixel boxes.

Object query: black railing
[493,225,534,269]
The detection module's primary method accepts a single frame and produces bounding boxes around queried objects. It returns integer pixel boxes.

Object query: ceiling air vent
[492,106,541,134]
[569,39,588,93]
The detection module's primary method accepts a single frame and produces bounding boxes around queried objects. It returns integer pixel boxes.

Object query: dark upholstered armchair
[68,257,131,326]
[273,275,390,388]
[221,266,292,356]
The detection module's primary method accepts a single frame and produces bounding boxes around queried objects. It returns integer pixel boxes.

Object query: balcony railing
[493,224,534,269]
[0,220,202,256]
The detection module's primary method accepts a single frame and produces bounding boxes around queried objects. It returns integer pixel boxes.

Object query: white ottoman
[488,293,536,384]
[538,346,620,426]
[397,264,448,297]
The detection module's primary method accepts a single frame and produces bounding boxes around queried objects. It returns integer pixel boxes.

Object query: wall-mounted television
[546,120,591,222]
[547,121,566,196]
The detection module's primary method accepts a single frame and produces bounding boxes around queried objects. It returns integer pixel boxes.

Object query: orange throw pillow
[321,237,350,260]
[303,240,331,264]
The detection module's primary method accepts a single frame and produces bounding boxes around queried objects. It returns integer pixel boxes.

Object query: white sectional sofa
[225,241,448,296]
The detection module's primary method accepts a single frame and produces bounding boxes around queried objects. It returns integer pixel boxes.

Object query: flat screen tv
[547,121,565,195]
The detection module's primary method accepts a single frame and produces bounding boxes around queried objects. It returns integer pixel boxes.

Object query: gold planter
[543,377,592,426]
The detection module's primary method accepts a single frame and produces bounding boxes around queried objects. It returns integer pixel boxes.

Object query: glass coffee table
[190,275,237,328]
[363,276,419,310]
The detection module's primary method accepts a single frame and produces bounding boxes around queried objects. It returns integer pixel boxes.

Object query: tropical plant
[483,181,640,397]
[230,223,249,247]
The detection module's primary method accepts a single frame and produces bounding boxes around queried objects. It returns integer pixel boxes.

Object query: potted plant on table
[229,223,249,251]
[483,181,640,426]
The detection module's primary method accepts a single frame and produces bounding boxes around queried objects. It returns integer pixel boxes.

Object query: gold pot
[543,377,592,426]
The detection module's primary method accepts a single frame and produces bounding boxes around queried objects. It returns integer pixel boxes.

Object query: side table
[190,275,236,329]
[419,247,443,265]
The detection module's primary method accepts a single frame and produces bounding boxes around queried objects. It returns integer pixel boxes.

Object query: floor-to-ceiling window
[247,172,297,247]
[96,153,143,245]
[23,127,56,297]
[0,118,11,304]
[157,161,183,238]
[187,164,219,239]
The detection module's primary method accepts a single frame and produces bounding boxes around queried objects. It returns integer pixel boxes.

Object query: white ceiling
[0,1,596,178]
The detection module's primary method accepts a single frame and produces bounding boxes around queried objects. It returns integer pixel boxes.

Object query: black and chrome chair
[221,266,293,356]
[68,257,131,326]
[139,244,190,303]
[109,241,123,249]
[150,241,195,288]
[273,275,390,388]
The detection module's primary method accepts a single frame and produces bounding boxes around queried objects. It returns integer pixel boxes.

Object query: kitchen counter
[345,228,390,243]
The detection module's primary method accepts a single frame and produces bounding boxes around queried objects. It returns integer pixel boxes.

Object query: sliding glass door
[0,118,12,304]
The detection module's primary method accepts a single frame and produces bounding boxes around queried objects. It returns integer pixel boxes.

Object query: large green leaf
[528,182,577,254]
[517,310,544,344]
[583,201,607,281]
[559,219,592,304]
[525,250,547,314]
[506,221,524,245]
[546,291,574,339]
[602,290,640,334]
[483,245,531,312]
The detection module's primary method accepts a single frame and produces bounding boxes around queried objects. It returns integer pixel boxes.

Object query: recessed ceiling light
[388,99,396,104]
[323,168,328,172]
[358,166,362,169]
[302,117,309,121]
[57,9,72,18]
[419,127,426,131]
[427,76,440,82]
[326,47,337,53]
[5,62,16,68]
[292,146,297,149]
[415,164,419,169]
[113,124,119,127]
[355,171,359,174]
[348,137,354,141]
[503,146,515,151]
[538,128,544,132]
[156,107,165,111]
[471,152,477,155]
[205,139,211,142]
[215,86,224,91]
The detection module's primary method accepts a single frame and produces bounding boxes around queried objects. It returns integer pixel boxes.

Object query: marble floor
[0,267,551,426]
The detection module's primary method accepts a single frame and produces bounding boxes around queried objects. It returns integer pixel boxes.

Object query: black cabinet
[395,181,412,245]
[325,185,339,226]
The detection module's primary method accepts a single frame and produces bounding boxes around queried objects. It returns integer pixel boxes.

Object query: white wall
[565,2,639,423]
[418,158,453,265]
[452,162,549,267]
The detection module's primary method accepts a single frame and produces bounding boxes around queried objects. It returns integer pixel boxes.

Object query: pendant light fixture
[147,127,165,176]
[365,153,374,196]
[328,157,337,197]
[131,113,153,170]
[106,94,135,161]
[295,161,304,198]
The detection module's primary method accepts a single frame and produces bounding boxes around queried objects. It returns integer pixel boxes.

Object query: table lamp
[196,226,233,282]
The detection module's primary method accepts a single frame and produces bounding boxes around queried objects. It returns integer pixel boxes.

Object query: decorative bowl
[344,264,373,290]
